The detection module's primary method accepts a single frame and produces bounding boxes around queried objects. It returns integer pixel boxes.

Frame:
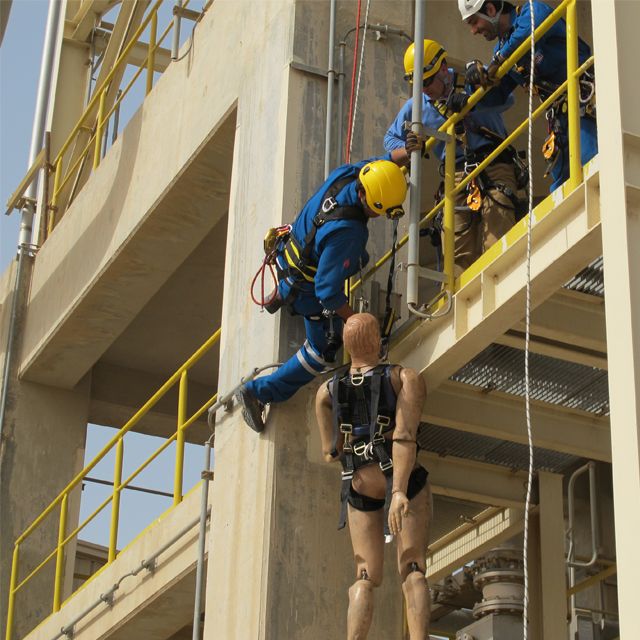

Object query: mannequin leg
[396,482,432,640]
[347,504,384,640]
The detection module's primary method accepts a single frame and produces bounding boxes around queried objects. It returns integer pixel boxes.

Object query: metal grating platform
[450,343,609,416]
[565,256,604,297]
[418,423,582,474]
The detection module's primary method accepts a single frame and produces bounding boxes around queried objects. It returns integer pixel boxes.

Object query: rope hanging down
[522,1,536,638]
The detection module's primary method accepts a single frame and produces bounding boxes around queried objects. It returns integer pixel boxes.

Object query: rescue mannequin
[315,313,432,639]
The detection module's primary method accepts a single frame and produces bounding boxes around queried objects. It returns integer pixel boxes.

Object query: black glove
[446,91,469,113]
[486,53,505,82]
[405,131,429,158]
[465,59,489,89]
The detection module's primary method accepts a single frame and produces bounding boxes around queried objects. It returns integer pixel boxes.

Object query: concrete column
[538,471,567,639]
[0,272,89,640]
[591,2,640,636]
[204,1,412,637]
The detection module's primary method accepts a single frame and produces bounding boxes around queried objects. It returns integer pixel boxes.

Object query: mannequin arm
[315,382,341,463]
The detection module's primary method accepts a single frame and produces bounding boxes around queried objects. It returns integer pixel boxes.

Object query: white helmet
[458,0,504,25]
[458,0,486,20]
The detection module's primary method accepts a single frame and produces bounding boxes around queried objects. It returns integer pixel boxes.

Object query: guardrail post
[47,161,62,236]
[93,90,107,169]
[147,11,158,95]
[443,124,457,294]
[53,493,68,612]
[108,438,124,562]
[565,0,582,191]
[5,544,20,640]
[174,370,188,505]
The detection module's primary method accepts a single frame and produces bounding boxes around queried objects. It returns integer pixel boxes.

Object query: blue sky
[1,1,206,551]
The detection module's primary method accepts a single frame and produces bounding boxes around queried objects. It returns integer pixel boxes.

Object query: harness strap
[338,451,355,530]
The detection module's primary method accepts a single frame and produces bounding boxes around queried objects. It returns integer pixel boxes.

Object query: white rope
[348,0,372,160]
[523,1,536,638]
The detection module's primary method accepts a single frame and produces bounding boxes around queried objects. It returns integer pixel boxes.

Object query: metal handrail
[350,0,589,301]
[5,327,221,640]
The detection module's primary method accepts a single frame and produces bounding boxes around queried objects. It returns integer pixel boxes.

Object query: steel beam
[426,507,524,581]
[390,170,602,391]
[93,30,171,72]
[420,451,528,508]
[425,380,611,462]
[71,0,120,42]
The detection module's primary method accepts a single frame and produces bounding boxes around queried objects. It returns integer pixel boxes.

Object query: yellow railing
[4,328,221,640]
[5,0,198,234]
[350,0,592,303]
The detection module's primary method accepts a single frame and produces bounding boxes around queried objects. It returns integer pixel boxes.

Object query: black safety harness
[279,176,367,291]
[329,365,397,535]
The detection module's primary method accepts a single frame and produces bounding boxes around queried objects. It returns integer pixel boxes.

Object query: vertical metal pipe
[336,42,346,167]
[108,438,124,562]
[5,544,20,640]
[0,0,61,439]
[324,0,337,179]
[171,0,183,60]
[192,439,213,640]
[52,494,68,612]
[174,371,188,505]
[19,0,62,248]
[147,11,157,95]
[565,0,582,191]
[406,0,425,311]
[443,125,456,294]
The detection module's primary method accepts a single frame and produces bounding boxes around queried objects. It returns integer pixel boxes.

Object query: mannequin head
[343,313,381,366]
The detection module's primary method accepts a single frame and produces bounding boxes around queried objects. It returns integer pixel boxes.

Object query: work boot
[235,386,266,433]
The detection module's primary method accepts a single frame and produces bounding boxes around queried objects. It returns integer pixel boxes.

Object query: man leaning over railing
[384,39,522,276]
[459,0,597,192]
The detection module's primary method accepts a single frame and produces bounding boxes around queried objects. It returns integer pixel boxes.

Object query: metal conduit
[52,514,206,640]
[406,0,425,316]
[324,0,337,179]
[567,461,600,616]
[171,0,183,60]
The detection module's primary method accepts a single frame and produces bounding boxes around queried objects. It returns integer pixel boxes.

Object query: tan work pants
[450,162,518,275]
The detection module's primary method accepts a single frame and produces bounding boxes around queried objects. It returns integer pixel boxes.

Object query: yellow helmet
[358,160,407,219]
[403,39,447,82]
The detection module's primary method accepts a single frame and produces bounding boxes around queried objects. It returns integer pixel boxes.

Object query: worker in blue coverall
[459,0,597,192]
[385,39,520,274]
[236,157,411,433]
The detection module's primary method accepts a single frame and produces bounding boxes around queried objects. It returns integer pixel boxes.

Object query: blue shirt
[383,69,513,163]
[494,2,591,96]
[277,156,390,311]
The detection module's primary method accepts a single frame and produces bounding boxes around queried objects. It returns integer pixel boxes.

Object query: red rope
[345,0,363,163]
[250,254,278,308]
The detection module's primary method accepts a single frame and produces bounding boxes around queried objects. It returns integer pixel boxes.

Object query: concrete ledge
[23,486,209,640]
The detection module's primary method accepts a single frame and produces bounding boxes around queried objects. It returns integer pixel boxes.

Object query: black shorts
[347,465,429,512]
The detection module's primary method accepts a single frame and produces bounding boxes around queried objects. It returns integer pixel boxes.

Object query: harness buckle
[350,373,365,386]
[341,470,353,481]
[379,459,393,473]
[321,196,338,214]
[340,423,353,435]
[353,441,368,456]
[376,415,391,428]
[372,432,385,446]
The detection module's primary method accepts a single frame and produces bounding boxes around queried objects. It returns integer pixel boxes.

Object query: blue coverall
[246,157,389,404]
[384,68,514,161]
[490,1,597,191]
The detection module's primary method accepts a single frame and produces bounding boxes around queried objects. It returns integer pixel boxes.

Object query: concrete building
[0,0,636,638]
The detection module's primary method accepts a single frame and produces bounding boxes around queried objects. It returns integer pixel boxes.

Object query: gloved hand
[465,59,489,88]
[446,91,469,113]
[405,131,429,158]
[486,53,505,82]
